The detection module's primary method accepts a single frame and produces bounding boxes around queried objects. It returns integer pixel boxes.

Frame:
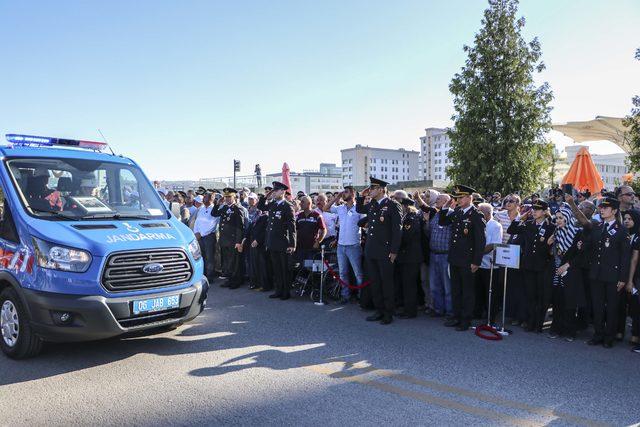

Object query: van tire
[0,288,43,359]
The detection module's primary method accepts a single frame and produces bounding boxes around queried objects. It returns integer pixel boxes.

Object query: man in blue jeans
[325,186,366,304]
[418,192,453,318]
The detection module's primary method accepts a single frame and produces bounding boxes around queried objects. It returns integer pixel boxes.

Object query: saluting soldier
[356,177,402,325]
[587,197,631,348]
[439,185,486,331]
[212,188,246,289]
[257,181,296,300]
[396,198,425,319]
[507,200,556,332]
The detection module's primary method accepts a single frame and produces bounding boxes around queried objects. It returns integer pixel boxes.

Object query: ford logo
[142,263,164,274]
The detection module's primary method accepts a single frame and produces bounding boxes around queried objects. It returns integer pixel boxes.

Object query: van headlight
[188,239,202,261]
[33,238,92,273]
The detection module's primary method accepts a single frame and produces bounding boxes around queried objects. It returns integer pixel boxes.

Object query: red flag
[282,163,292,200]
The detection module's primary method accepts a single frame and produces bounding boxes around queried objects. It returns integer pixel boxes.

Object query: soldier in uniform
[396,198,425,318]
[507,200,555,332]
[587,197,631,348]
[439,185,486,331]
[356,177,402,324]
[257,181,296,300]
[212,188,246,289]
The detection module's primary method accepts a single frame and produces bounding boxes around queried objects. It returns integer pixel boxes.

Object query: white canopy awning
[553,116,631,153]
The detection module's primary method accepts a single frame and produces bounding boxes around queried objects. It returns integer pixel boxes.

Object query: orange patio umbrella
[561,147,605,193]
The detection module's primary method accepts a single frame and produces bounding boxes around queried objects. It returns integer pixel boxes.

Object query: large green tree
[447,0,553,195]
[625,48,640,173]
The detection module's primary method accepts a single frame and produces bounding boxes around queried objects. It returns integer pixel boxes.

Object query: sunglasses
[622,193,636,197]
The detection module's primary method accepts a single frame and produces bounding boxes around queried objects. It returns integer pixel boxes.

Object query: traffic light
[234,160,241,172]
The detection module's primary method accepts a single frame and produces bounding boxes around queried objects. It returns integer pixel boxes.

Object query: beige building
[341,145,419,187]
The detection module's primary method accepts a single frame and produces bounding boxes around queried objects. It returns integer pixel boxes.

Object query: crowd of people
[154,179,640,353]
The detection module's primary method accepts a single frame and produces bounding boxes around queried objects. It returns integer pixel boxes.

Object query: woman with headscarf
[547,204,588,341]
[620,209,640,347]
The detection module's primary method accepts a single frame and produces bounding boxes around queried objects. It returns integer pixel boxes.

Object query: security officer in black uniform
[356,177,402,324]
[396,198,425,319]
[439,185,486,331]
[212,188,246,289]
[257,181,296,300]
[507,200,555,332]
[587,197,631,348]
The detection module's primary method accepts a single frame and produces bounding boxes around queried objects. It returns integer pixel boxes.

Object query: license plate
[132,295,180,315]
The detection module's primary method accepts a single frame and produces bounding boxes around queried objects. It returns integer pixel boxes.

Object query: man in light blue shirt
[325,186,365,303]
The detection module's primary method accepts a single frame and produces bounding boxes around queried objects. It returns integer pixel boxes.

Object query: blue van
[0,134,208,359]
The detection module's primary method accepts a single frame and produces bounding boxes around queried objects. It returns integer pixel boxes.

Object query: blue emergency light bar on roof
[5,133,108,151]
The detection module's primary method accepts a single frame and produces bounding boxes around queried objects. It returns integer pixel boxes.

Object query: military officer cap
[309,192,319,197]
[452,184,476,198]
[531,193,540,198]
[296,190,306,197]
[195,186,207,195]
[272,181,289,191]
[264,185,273,192]
[344,185,355,191]
[473,195,485,205]
[369,177,389,188]
[178,191,187,198]
[599,197,620,209]
[400,198,415,206]
[206,188,217,194]
[531,200,549,210]
[222,187,238,196]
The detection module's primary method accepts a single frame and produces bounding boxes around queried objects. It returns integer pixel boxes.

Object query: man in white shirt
[325,186,366,303]
[192,193,220,281]
[315,193,338,245]
[476,203,503,323]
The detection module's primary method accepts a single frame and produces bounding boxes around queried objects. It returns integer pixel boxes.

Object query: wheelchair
[291,248,342,302]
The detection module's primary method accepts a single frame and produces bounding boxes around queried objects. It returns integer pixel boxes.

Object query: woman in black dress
[548,204,587,341]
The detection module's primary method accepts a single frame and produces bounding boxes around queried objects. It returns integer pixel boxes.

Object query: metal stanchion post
[487,260,494,327]
[315,245,327,306]
[499,266,511,336]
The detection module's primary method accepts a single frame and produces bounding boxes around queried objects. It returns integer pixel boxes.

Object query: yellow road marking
[307,364,539,427]
[306,362,609,427]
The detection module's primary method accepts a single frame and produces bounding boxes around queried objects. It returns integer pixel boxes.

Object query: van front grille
[102,249,193,292]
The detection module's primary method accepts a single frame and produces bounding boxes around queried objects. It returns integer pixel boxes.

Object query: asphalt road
[1,281,639,426]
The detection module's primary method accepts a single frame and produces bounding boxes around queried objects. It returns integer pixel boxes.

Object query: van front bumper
[21,278,209,343]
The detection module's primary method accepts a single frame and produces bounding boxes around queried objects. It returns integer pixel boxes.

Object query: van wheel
[0,288,43,359]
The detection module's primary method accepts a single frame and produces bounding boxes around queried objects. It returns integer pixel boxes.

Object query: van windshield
[5,158,167,220]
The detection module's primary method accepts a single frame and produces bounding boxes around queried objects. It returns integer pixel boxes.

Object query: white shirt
[321,211,338,237]
[193,205,219,237]
[330,203,364,245]
[481,218,503,269]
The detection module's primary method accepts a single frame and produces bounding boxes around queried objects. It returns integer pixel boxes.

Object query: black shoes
[455,323,470,331]
[397,313,416,319]
[587,338,603,346]
[280,295,291,301]
[380,316,393,325]
[366,313,384,322]
[444,319,460,327]
[269,293,282,299]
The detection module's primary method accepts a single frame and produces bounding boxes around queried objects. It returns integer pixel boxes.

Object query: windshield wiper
[80,213,152,221]
[28,207,81,221]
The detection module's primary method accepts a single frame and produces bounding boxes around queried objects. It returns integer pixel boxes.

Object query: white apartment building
[419,127,453,185]
[564,145,629,189]
[341,145,419,187]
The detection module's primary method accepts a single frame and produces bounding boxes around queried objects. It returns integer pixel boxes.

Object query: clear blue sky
[1,0,638,180]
